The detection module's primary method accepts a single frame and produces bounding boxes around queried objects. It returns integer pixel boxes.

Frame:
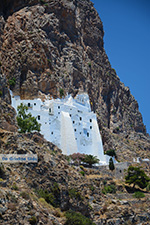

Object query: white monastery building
[11,91,108,164]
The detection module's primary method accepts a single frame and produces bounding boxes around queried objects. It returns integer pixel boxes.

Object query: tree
[125,166,150,189]
[59,88,64,98]
[17,103,41,133]
[109,157,115,171]
[106,149,117,159]
[82,154,99,168]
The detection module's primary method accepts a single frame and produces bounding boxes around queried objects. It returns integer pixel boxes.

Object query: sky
[91,0,150,135]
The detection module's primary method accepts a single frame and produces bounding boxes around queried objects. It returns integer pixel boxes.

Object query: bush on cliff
[125,166,150,189]
[65,210,96,225]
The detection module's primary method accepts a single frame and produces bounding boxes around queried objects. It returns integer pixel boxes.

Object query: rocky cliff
[0,131,150,224]
[0,1,150,224]
[0,0,150,161]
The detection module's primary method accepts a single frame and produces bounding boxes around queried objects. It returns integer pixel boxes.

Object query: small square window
[73,121,75,124]
[74,129,76,132]
[90,126,92,129]
[51,132,53,135]
[87,132,89,137]
[34,103,36,106]
[80,117,82,121]
[28,103,30,107]
[58,112,60,114]
[58,106,60,109]
[38,115,40,120]
[90,119,92,122]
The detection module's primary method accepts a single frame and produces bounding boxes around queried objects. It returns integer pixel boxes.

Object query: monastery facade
[11,92,108,164]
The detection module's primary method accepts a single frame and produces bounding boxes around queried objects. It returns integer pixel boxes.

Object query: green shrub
[125,166,150,189]
[36,189,55,206]
[68,188,83,200]
[59,88,64,98]
[12,184,19,190]
[146,182,150,192]
[51,182,60,198]
[79,170,85,176]
[28,216,37,225]
[9,77,16,87]
[88,62,91,68]
[105,149,117,158]
[36,184,60,207]
[89,185,95,191]
[133,191,145,199]
[80,165,85,170]
[65,210,96,225]
[109,158,115,171]
[102,184,116,194]
[112,68,116,73]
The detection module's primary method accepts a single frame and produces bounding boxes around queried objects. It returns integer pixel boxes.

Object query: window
[49,108,51,113]
[75,138,77,140]
[80,132,82,135]
[58,106,60,109]
[34,103,36,106]
[45,122,47,124]
[74,129,76,132]
[80,117,82,121]
[90,126,92,129]
[90,119,92,122]
[87,132,89,137]
[70,114,71,117]
[83,128,87,135]
[28,103,30,107]
[58,112,60,114]
[38,115,40,120]
[51,132,53,135]
[73,121,75,124]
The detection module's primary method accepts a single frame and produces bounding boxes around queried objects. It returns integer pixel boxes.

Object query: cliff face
[0,131,149,225]
[0,1,150,224]
[0,0,150,161]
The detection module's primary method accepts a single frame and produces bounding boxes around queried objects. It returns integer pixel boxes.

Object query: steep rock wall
[0,0,149,160]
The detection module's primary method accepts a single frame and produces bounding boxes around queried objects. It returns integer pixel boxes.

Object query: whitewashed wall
[10,91,107,164]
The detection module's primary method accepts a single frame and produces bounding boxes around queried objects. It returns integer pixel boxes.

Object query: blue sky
[91,0,150,134]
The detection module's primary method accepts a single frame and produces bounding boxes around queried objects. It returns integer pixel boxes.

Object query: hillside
[0,131,150,224]
[0,0,150,162]
[0,0,150,224]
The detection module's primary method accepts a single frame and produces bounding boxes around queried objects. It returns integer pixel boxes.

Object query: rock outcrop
[0,1,150,224]
[0,0,147,134]
[0,131,150,224]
